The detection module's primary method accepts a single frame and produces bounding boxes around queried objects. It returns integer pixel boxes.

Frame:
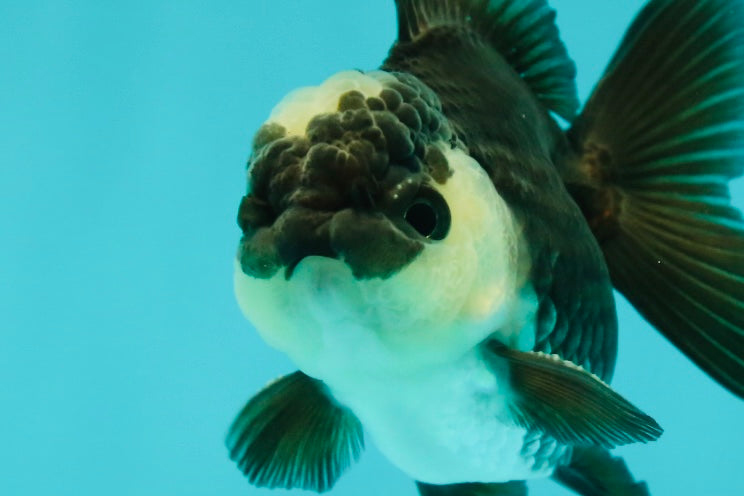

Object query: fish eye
[404,186,450,240]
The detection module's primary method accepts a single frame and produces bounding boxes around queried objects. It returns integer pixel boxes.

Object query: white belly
[327,349,556,484]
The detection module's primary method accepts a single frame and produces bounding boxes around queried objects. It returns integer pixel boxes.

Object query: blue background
[2,1,743,495]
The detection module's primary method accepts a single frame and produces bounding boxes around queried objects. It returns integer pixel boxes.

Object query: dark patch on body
[237,73,457,280]
[329,210,423,280]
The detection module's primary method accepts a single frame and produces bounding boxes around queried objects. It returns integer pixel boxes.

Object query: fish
[226,0,744,495]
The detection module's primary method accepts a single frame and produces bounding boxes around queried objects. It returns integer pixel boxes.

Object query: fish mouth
[285,257,303,280]
[285,254,339,280]
[239,206,424,282]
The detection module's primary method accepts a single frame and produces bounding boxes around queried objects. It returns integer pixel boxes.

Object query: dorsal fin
[393,0,579,120]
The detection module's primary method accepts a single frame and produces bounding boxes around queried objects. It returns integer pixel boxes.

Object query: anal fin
[417,480,527,496]
[553,446,650,496]
[225,371,364,492]
[486,342,662,449]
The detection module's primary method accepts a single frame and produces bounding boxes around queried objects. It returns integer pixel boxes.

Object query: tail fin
[565,0,744,398]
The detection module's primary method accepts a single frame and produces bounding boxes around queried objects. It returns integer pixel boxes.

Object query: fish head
[234,71,529,377]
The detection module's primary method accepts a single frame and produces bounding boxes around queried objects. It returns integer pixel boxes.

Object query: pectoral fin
[486,343,662,448]
[417,480,527,496]
[225,371,364,492]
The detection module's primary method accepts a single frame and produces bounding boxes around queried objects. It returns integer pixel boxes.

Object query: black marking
[329,209,423,280]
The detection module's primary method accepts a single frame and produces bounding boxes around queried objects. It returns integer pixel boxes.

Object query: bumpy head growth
[237,71,458,280]
[234,71,524,375]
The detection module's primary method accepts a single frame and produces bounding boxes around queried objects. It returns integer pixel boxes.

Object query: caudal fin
[564,0,744,398]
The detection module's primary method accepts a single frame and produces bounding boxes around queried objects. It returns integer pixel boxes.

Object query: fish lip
[284,254,339,280]
[285,257,303,280]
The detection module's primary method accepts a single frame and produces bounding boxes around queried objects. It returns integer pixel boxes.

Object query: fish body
[228,1,744,494]
[234,71,548,482]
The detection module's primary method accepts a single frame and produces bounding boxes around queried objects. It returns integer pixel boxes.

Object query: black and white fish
[227,1,744,494]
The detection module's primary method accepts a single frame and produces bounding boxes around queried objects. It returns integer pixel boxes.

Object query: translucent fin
[553,446,650,496]
[393,0,579,119]
[565,0,744,398]
[225,371,364,492]
[487,343,663,448]
[417,480,528,496]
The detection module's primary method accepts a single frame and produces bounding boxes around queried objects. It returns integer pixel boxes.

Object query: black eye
[404,186,450,240]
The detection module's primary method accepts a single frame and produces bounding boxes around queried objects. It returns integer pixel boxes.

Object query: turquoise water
[1,1,742,495]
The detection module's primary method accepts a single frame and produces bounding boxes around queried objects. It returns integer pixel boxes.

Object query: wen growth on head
[227,1,744,494]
